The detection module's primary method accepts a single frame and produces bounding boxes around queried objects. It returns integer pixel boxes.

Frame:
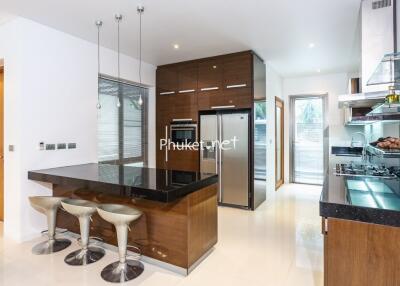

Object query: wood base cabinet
[323,218,400,286]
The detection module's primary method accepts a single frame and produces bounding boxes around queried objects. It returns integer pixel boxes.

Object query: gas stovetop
[334,164,399,179]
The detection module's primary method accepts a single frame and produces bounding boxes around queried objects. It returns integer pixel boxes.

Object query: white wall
[0,17,156,242]
[283,73,363,183]
[265,63,283,193]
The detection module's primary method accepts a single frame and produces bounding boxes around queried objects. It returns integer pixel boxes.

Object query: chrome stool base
[32,238,71,255]
[101,260,144,283]
[64,246,105,266]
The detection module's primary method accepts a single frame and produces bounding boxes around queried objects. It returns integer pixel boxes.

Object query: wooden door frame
[275,97,284,190]
[0,66,3,221]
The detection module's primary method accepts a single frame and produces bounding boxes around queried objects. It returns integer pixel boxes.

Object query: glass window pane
[276,107,282,181]
[98,80,119,162]
[98,77,147,165]
[293,97,324,184]
[254,101,266,180]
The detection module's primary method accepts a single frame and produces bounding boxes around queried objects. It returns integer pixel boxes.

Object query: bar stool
[29,196,71,255]
[97,204,143,283]
[61,199,105,266]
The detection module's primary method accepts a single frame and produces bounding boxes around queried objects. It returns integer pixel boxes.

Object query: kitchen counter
[28,163,218,202]
[320,172,400,227]
[28,163,219,273]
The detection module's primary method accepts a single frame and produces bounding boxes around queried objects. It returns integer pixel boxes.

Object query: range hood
[367,52,400,87]
[339,0,395,108]
[338,90,387,108]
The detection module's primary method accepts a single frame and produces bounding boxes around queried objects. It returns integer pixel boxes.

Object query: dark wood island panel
[53,183,218,270]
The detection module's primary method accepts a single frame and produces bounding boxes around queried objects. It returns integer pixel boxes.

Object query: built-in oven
[170,120,198,145]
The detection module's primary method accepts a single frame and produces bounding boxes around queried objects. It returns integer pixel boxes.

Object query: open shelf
[367,144,400,158]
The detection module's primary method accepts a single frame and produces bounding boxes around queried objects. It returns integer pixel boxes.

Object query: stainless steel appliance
[170,120,197,145]
[334,163,398,179]
[200,112,249,208]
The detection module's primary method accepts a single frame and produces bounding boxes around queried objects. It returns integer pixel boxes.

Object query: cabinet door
[198,88,252,110]
[156,94,171,169]
[223,52,252,89]
[167,149,199,172]
[198,58,223,91]
[178,63,198,92]
[157,66,178,94]
[170,92,198,122]
[324,218,400,286]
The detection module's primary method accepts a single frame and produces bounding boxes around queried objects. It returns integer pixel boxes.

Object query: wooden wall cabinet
[323,218,400,286]
[156,51,264,177]
[222,52,253,89]
[157,66,178,94]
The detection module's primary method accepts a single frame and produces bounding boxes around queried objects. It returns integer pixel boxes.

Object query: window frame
[98,74,148,166]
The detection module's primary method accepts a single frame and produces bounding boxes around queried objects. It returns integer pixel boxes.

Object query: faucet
[351,132,369,165]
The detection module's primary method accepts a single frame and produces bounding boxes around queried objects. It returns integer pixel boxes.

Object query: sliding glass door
[97,76,148,165]
[290,95,325,185]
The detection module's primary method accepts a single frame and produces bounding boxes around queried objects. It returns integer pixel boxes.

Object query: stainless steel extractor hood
[367,52,400,87]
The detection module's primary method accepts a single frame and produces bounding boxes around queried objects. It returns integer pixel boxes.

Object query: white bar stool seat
[97,204,143,283]
[61,199,105,266]
[29,196,71,255]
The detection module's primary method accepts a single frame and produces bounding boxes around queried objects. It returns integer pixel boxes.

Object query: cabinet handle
[200,87,219,91]
[211,105,235,109]
[226,84,247,89]
[159,91,175,95]
[165,125,168,163]
[321,217,328,235]
[178,89,195,93]
[172,118,193,122]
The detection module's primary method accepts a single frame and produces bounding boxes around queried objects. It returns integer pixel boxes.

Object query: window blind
[98,77,148,165]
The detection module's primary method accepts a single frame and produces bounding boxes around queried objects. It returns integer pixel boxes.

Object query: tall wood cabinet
[155,51,264,194]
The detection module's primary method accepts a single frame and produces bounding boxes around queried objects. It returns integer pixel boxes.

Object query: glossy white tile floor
[0,184,323,286]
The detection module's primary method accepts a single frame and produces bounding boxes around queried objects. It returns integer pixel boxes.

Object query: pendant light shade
[95,20,103,109]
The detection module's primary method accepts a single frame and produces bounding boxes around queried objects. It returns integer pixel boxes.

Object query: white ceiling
[1,0,362,77]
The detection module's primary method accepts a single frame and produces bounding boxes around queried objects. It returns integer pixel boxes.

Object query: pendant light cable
[115,14,122,108]
[137,6,144,106]
[96,20,103,109]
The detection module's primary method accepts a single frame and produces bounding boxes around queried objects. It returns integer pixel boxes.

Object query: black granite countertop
[28,163,218,203]
[320,171,400,227]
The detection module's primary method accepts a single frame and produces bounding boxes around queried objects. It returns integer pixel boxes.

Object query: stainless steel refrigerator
[200,112,249,208]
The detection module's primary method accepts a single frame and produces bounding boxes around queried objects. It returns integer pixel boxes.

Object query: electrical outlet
[57,143,66,150]
[45,144,56,150]
[68,143,77,149]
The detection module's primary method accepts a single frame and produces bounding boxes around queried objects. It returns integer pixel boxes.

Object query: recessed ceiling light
[309,43,315,48]
[173,44,179,49]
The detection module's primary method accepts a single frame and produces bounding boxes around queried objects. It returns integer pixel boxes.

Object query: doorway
[290,95,327,185]
[0,67,3,221]
[275,97,284,189]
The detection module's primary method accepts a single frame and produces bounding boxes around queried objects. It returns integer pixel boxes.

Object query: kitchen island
[28,163,218,274]
[320,172,400,286]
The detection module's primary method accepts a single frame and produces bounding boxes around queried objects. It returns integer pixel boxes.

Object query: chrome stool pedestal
[97,204,143,283]
[29,196,71,255]
[61,199,105,266]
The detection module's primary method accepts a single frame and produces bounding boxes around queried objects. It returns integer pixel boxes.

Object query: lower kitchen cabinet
[167,149,199,172]
[323,218,400,286]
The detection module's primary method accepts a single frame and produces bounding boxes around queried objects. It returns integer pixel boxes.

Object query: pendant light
[95,20,103,109]
[115,14,123,108]
[137,5,144,106]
